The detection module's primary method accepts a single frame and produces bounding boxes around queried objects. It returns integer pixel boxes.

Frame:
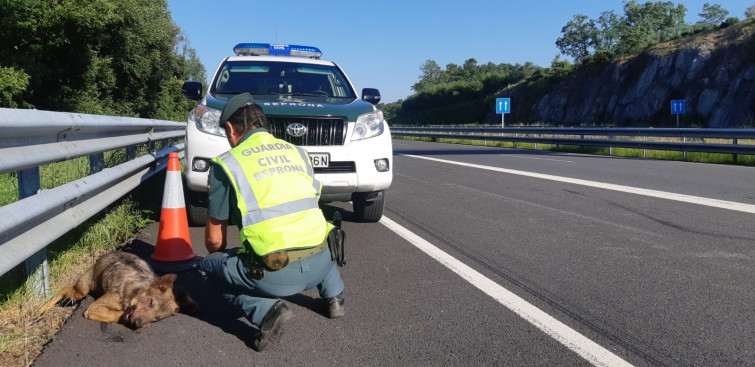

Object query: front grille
[315,161,356,174]
[267,117,347,146]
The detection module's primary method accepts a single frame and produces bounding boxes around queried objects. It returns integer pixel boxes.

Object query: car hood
[205,94,376,122]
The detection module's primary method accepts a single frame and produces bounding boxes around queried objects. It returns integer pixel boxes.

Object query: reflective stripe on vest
[213,131,327,256]
[218,150,321,227]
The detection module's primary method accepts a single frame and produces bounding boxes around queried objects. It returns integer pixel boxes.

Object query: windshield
[211,60,357,98]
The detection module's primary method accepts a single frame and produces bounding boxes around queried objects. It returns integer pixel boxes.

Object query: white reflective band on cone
[161,170,186,209]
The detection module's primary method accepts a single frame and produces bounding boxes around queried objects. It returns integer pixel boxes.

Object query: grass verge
[0,199,154,367]
[0,144,167,367]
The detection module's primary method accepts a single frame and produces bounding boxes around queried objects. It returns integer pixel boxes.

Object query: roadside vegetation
[382,1,755,125]
[0,198,152,367]
[0,1,199,365]
[0,143,166,367]
[0,0,206,118]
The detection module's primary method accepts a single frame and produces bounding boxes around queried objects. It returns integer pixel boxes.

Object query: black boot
[253,300,293,351]
[326,292,345,319]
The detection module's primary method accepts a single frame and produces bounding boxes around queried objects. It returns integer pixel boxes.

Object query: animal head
[121,273,180,329]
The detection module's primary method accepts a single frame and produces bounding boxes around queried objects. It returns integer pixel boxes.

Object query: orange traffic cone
[151,152,196,264]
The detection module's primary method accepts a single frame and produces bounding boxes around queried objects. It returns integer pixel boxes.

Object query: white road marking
[384,153,753,365]
[509,155,575,163]
[400,154,755,214]
[380,216,634,367]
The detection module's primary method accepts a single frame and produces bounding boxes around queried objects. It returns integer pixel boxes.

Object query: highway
[34,139,755,366]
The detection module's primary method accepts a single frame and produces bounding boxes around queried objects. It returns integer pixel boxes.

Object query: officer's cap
[219,92,256,125]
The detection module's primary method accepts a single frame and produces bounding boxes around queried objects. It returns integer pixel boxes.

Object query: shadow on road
[122,234,336,348]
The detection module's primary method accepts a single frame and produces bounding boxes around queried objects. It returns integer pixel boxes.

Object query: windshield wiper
[214,90,259,94]
[281,93,329,97]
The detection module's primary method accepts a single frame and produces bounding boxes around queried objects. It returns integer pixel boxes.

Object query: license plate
[310,153,330,167]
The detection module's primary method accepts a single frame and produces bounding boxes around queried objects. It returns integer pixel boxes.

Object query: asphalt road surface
[34,140,755,366]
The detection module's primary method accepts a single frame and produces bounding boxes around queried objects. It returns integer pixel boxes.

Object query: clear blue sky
[167,0,752,103]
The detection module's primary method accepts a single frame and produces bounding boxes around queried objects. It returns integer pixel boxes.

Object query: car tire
[352,191,384,223]
[187,191,208,227]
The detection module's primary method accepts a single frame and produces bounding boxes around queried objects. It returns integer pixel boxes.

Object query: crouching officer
[199,93,345,352]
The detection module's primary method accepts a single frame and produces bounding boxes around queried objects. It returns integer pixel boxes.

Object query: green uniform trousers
[199,247,344,325]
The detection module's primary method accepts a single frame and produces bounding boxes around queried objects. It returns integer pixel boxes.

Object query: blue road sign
[671,100,685,114]
[496,98,511,114]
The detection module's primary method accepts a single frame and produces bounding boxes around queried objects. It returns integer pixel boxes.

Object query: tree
[0,0,204,119]
[556,14,598,60]
[556,2,687,60]
[666,2,689,38]
[617,0,687,54]
[412,60,442,92]
[698,3,729,26]
[595,10,623,53]
[443,63,464,83]
[549,55,572,79]
[462,58,479,80]
[746,5,755,18]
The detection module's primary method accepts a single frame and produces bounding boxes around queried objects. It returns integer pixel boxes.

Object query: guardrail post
[580,134,584,151]
[609,135,614,156]
[733,138,738,163]
[89,153,105,174]
[90,153,107,219]
[683,137,688,161]
[126,146,137,160]
[18,167,51,298]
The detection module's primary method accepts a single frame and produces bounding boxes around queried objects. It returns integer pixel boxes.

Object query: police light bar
[233,43,322,59]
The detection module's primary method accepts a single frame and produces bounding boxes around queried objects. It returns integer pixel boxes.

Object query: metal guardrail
[390,126,755,157]
[0,108,186,295]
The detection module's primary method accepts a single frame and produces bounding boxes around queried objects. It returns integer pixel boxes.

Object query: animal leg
[38,287,74,315]
[37,282,91,315]
[83,292,124,323]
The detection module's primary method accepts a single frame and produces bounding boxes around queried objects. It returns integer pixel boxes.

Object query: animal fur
[38,251,197,329]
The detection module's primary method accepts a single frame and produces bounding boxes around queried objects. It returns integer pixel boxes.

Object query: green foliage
[0,66,29,108]
[555,1,695,60]
[391,1,748,127]
[592,51,612,64]
[698,2,729,26]
[378,100,402,122]
[549,55,573,79]
[556,14,598,60]
[610,1,684,54]
[391,99,487,125]
[394,59,541,123]
[721,17,740,28]
[0,0,205,119]
[412,58,539,93]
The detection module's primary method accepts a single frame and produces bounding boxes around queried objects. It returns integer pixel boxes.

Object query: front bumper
[184,122,393,202]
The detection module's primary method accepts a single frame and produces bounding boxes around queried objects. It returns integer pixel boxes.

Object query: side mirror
[181,81,203,101]
[362,88,381,105]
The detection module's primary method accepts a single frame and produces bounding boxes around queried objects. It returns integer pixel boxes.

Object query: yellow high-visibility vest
[213,131,328,256]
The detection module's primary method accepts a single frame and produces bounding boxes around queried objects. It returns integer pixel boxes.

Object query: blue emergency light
[233,43,322,59]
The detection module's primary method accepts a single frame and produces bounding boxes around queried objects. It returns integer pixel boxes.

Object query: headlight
[190,104,225,137]
[352,110,385,141]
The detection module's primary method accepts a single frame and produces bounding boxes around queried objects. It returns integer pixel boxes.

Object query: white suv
[181,43,393,225]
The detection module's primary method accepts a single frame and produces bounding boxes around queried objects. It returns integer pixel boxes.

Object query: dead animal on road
[38,251,198,329]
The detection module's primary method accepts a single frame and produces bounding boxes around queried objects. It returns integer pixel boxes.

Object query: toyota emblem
[286,123,307,137]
